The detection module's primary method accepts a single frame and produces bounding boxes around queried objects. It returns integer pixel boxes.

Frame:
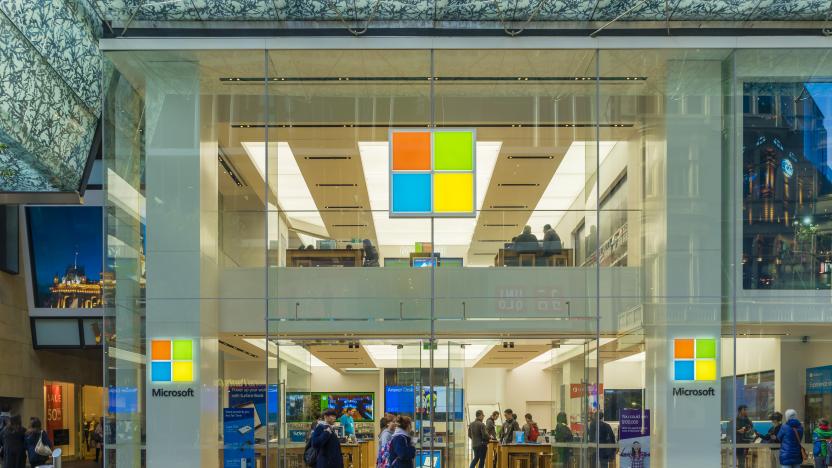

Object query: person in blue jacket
[388,415,416,468]
[311,408,344,468]
[777,409,805,468]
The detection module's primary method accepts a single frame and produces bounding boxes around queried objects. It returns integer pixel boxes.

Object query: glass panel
[599,49,731,468]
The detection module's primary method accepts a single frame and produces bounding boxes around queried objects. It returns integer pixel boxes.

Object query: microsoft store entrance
[221,334,621,468]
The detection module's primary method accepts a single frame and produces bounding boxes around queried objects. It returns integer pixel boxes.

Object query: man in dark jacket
[499,409,520,445]
[311,409,344,468]
[469,410,490,468]
[588,412,616,468]
[776,409,805,468]
[735,405,754,468]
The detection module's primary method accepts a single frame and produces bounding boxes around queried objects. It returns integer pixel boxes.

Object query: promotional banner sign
[45,384,64,444]
[228,384,278,428]
[619,409,650,468]
[807,365,832,394]
[223,408,255,468]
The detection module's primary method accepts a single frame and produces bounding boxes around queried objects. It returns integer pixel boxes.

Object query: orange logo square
[392,132,431,170]
[673,338,694,359]
[151,340,171,360]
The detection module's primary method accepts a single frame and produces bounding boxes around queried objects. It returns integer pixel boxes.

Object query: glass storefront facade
[102,45,832,468]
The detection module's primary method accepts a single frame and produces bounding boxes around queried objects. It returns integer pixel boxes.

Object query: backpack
[377,435,392,468]
[303,433,318,466]
[528,424,540,442]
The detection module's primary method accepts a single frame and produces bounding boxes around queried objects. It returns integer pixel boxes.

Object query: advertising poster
[45,384,64,444]
[619,409,650,468]
[228,384,278,428]
[807,365,832,394]
[223,408,255,468]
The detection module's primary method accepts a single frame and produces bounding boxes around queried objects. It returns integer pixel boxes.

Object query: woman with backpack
[24,417,52,467]
[377,415,396,468]
[522,413,540,443]
[310,409,344,468]
[388,415,416,468]
[777,409,806,468]
[554,412,573,467]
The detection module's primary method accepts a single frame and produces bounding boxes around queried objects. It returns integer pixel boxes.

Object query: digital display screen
[385,386,463,419]
[27,206,103,308]
[413,257,436,268]
[320,393,374,422]
[108,386,138,414]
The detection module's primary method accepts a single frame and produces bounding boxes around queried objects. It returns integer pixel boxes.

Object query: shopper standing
[763,412,784,467]
[735,405,754,468]
[554,412,574,467]
[588,412,616,468]
[377,416,396,467]
[93,417,104,464]
[339,408,356,438]
[486,411,499,468]
[0,415,26,468]
[468,410,489,468]
[388,415,416,468]
[777,409,806,468]
[499,410,520,445]
[311,408,344,468]
[24,417,52,467]
[813,418,832,468]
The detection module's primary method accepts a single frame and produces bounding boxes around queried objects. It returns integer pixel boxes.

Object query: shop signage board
[223,407,255,468]
[45,384,63,443]
[619,409,650,468]
[389,128,476,218]
[228,384,279,427]
[807,365,832,394]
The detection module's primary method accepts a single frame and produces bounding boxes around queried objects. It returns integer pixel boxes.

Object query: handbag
[792,427,807,462]
[35,430,52,457]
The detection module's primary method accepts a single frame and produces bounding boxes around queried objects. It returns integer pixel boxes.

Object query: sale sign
[45,384,63,443]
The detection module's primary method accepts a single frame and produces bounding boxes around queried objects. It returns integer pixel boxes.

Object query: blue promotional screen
[385,386,463,418]
[108,386,138,414]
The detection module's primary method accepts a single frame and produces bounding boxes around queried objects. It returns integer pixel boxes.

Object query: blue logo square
[151,361,172,382]
[674,360,695,381]
[392,173,431,213]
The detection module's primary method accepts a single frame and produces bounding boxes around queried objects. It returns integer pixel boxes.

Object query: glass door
[446,342,466,468]
[271,339,312,468]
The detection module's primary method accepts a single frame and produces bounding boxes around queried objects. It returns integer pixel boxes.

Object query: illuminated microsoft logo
[389,129,475,217]
[673,338,716,381]
[150,339,194,383]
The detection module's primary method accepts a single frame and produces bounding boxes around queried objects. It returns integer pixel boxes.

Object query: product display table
[497,443,552,468]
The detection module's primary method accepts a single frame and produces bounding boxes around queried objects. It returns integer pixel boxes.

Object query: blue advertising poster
[807,365,832,394]
[107,386,138,414]
[223,408,255,468]
[416,449,441,468]
[228,384,278,427]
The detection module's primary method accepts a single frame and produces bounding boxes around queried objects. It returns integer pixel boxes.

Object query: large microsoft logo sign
[673,338,717,381]
[150,339,194,383]
[389,129,476,217]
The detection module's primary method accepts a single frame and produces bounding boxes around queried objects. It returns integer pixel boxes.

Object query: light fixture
[241,141,328,235]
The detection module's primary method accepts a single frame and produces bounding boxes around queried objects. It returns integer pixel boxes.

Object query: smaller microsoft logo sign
[673,338,717,381]
[150,339,194,383]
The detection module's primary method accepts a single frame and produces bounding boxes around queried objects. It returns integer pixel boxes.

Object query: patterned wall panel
[92,0,831,22]
[0,12,97,191]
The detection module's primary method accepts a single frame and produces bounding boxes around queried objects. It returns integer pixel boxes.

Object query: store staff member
[499,409,520,444]
[340,408,356,437]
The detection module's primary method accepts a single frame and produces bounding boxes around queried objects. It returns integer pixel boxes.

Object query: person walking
[813,418,832,468]
[0,415,26,468]
[554,412,573,467]
[777,409,806,468]
[377,415,396,467]
[468,410,490,468]
[24,417,52,467]
[311,409,344,468]
[388,415,416,468]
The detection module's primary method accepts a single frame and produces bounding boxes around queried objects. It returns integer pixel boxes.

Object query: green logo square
[172,339,193,361]
[433,131,473,171]
[696,338,716,359]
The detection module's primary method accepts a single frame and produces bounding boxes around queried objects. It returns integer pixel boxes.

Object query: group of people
[509,225,563,266]
[736,405,832,468]
[304,409,417,468]
[0,415,53,468]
